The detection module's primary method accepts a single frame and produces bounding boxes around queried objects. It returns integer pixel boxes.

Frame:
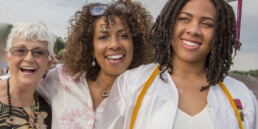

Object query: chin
[18,76,40,86]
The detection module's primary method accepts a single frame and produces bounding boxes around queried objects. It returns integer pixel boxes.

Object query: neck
[9,78,36,107]
[97,72,117,90]
[171,57,207,77]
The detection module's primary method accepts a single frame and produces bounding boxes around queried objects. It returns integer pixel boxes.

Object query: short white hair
[6,20,54,60]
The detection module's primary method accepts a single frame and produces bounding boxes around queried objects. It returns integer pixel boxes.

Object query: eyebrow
[97,28,127,34]
[117,29,127,33]
[179,12,215,22]
[12,45,45,50]
[98,30,108,34]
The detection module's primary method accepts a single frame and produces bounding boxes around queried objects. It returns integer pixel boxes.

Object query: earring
[43,73,46,79]
[92,57,96,67]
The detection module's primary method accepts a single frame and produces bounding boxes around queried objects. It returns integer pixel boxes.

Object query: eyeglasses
[10,47,49,58]
[89,3,130,16]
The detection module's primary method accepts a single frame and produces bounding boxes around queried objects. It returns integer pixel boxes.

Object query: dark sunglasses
[89,2,130,16]
[10,47,49,58]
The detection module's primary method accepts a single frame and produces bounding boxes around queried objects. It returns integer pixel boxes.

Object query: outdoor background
[0,0,257,98]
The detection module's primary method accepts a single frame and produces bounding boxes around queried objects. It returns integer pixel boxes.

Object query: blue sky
[0,0,257,71]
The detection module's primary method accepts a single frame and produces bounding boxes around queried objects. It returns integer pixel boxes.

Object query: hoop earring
[92,57,96,67]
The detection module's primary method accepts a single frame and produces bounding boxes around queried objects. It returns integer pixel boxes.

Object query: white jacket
[99,63,258,129]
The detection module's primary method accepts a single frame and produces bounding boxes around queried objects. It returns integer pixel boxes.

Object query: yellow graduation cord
[130,66,243,129]
[130,65,160,129]
[219,81,243,129]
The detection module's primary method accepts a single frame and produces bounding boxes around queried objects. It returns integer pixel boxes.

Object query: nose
[186,21,201,36]
[23,51,35,63]
[108,36,121,50]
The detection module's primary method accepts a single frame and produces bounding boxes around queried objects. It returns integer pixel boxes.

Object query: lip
[105,54,125,65]
[20,66,37,75]
[181,39,202,50]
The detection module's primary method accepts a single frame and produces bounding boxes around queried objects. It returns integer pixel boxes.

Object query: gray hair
[6,20,54,60]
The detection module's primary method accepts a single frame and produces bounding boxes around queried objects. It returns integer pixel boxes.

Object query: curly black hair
[62,0,153,80]
[150,0,240,89]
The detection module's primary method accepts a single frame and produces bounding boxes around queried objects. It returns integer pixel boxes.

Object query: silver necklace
[96,79,109,97]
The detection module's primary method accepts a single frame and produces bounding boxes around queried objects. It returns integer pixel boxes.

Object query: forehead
[94,16,128,31]
[180,0,216,18]
[12,38,48,49]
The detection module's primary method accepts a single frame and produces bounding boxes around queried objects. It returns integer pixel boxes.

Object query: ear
[46,54,55,72]
[5,51,10,64]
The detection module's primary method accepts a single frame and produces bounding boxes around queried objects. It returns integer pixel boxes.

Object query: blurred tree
[0,24,13,46]
[231,70,258,77]
[53,37,65,55]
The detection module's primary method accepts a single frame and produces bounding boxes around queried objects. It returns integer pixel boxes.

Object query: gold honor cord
[219,81,243,129]
[130,66,243,129]
[130,65,160,129]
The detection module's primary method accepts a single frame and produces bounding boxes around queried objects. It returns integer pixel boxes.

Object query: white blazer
[99,63,258,129]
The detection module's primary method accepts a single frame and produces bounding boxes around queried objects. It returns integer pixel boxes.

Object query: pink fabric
[234,99,243,109]
[37,64,107,129]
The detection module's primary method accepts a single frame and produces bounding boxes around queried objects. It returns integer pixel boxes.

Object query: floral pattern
[37,64,107,129]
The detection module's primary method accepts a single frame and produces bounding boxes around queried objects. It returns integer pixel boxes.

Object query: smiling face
[6,38,51,86]
[171,0,216,64]
[93,16,134,78]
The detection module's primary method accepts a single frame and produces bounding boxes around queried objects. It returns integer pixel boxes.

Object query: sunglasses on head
[89,2,130,16]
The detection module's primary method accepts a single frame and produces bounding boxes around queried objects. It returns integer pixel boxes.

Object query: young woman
[100,0,258,129]
[36,0,153,128]
[0,20,53,129]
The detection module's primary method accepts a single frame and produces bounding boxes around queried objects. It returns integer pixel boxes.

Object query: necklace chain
[96,78,109,97]
[7,77,39,129]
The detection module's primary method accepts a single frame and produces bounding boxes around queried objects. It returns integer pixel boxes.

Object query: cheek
[93,42,105,56]
[7,57,20,67]
[205,29,215,43]
[127,42,134,59]
[38,60,49,70]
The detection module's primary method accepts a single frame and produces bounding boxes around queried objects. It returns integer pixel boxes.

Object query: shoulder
[122,63,159,79]
[0,79,6,102]
[116,63,159,90]
[221,76,257,106]
[46,64,69,81]
[211,76,254,103]
[223,76,249,93]
[0,75,9,80]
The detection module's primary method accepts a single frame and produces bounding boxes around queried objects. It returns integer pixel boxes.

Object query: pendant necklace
[96,78,109,97]
[7,77,39,129]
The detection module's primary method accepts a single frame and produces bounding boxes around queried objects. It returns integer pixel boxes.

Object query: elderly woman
[36,0,153,128]
[0,20,53,129]
[100,0,258,129]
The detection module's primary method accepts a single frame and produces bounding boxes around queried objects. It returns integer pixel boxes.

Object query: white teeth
[107,55,123,59]
[21,67,36,70]
[183,40,199,46]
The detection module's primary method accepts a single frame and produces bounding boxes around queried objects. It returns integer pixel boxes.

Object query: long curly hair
[62,0,153,80]
[150,0,240,88]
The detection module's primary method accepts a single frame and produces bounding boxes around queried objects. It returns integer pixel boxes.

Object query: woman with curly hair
[36,0,153,128]
[100,0,258,129]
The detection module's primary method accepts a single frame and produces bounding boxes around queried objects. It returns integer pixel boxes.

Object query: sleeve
[36,67,58,101]
[98,71,132,129]
[247,90,258,129]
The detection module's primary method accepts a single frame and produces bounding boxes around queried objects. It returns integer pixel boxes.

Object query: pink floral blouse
[37,64,107,129]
